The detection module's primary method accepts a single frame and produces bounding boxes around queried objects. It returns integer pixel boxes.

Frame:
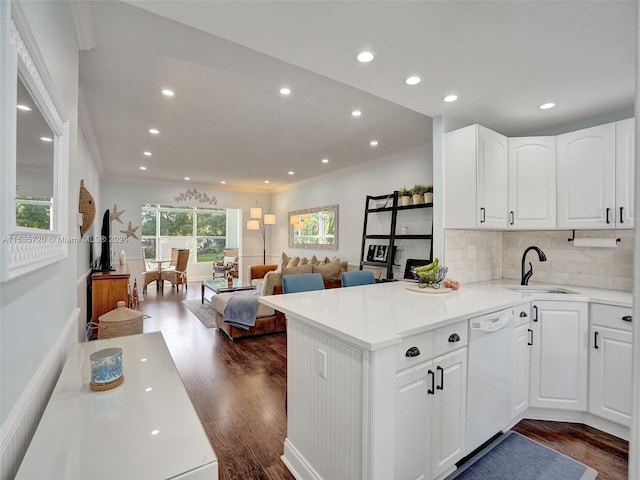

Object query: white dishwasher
[465,307,515,455]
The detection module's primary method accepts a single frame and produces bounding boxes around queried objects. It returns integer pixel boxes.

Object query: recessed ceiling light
[370,140,379,147]
[443,94,458,103]
[264,180,270,184]
[288,171,294,175]
[322,158,329,164]
[161,89,174,96]
[139,166,147,170]
[220,180,226,184]
[405,75,422,86]
[143,151,152,156]
[148,128,159,135]
[279,87,291,95]
[184,177,190,181]
[17,104,32,111]
[151,430,160,436]
[40,137,53,142]
[357,51,375,63]
[351,110,362,117]
[540,102,556,110]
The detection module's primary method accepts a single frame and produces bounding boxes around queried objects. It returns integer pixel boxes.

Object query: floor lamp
[247,203,276,264]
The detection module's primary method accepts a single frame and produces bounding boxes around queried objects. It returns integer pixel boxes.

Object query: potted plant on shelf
[399,187,412,206]
[424,185,433,204]
[411,184,428,205]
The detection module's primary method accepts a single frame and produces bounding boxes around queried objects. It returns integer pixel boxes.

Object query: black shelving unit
[359,191,433,279]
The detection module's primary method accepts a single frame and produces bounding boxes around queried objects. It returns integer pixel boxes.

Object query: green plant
[398,187,411,196]
[411,184,429,195]
[425,184,433,193]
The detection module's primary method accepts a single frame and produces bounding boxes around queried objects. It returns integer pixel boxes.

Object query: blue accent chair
[341,270,376,287]
[282,273,325,294]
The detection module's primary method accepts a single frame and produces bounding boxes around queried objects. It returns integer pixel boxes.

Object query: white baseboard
[282,438,323,480]
[0,308,79,480]
[524,407,629,441]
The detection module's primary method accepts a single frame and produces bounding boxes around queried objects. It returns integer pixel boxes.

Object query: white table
[15,332,218,479]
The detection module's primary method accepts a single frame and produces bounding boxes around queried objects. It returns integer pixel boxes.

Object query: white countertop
[15,332,218,480]
[260,279,632,351]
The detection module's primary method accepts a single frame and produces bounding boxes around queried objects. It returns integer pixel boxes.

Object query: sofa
[212,253,346,340]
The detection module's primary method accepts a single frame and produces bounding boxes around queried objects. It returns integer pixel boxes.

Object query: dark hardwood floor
[138,282,628,480]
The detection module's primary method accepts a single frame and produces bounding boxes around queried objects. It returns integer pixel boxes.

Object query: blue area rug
[447,431,597,480]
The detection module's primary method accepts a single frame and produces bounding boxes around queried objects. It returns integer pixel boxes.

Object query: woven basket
[98,301,144,339]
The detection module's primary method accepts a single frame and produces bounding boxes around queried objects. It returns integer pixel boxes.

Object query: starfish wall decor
[120,221,139,240]
[174,188,217,205]
[110,204,125,223]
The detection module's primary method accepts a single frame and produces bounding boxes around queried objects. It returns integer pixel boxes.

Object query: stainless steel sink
[506,286,578,294]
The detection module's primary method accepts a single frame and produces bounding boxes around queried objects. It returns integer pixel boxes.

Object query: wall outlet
[468,245,477,260]
[317,349,327,379]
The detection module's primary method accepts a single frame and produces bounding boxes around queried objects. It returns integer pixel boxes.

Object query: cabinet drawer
[396,331,434,372]
[434,320,467,357]
[591,303,633,332]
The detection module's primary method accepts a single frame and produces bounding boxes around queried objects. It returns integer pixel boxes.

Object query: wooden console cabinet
[90,265,130,339]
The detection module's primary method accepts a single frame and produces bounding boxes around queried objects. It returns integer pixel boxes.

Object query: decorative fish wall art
[79,179,96,238]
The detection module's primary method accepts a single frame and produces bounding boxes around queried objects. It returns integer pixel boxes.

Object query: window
[15,196,52,230]
[141,204,230,263]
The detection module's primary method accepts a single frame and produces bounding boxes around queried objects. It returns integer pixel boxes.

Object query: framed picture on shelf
[366,245,377,262]
[373,245,388,262]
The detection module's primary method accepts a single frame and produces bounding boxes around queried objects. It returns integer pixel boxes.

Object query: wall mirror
[0,1,70,281]
[288,204,338,249]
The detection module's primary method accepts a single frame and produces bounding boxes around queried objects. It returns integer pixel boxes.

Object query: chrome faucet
[521,246,547,285]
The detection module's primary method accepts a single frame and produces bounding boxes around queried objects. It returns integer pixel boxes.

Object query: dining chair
[141,249,160,293]
[163,249,190,290]
[341,270,376,287]
[282,273,325,294]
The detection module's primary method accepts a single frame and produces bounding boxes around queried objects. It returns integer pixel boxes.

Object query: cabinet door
[444,125,478,229]
[529,301,588,410]
[508,137,556,229]
[431,348,467,479]
[477,126,508,229]
[511,322,530,419]
[395,362,432,480]
[615,118,635,228]
[588,326,633,426]
[557,123,616,228]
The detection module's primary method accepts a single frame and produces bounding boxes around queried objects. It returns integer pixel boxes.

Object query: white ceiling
[77,1,636,193]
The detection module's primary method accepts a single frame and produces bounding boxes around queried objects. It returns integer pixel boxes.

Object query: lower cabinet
[588,304,633,426]
[529,301,588,411]
[511,304,531,419]
[395,348,467,480]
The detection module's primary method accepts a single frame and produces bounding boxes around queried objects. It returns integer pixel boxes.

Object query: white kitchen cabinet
[615,117,635,228]
[477,127,508,229]
[431,348,467,479]
[529,301,588,411]
[508,137,556,229]
[443,124,507,229]
[557,123,616,228]
[394,327,467,480]
[588,303,633,426]
[511,304,531,419]
[395,362,432,480]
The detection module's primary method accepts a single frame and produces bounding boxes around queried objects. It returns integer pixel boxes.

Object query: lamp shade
[250,207,262,219]
[264,213,276,225]
[247,219,260,230]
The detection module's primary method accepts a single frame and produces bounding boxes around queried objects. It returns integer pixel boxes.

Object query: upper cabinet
[508,137,556,229]
[557,123,616,229]
[477,127,508,229]
[446,118,634,232]
[443,124,507,229]
[615,118,635,227]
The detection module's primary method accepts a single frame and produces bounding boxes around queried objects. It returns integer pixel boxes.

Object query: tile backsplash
[445,229,633,292]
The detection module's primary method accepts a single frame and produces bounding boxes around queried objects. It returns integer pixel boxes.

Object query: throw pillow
[261,271,283,296]
[312,259,341,280]
[223,255,238,265]
[281,252,301,269]
[331,256,348,273]
[299,257,309,265]
[282,264,313,276]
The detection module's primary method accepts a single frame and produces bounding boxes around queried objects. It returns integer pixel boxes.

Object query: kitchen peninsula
[260,280,632,480]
